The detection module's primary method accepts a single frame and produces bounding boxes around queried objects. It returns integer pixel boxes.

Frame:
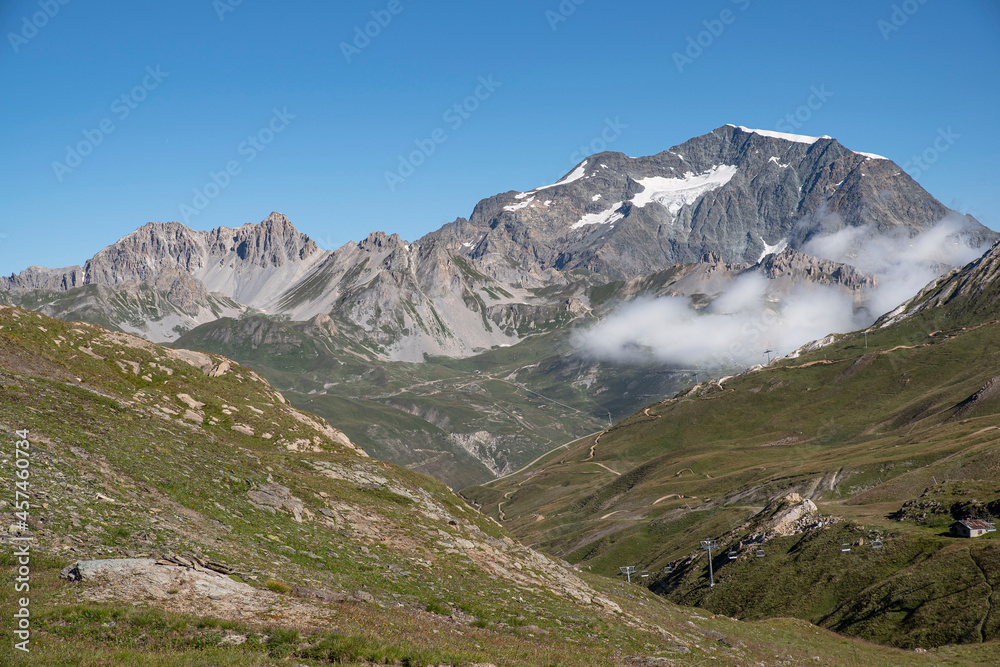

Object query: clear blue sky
[2,0,998,275]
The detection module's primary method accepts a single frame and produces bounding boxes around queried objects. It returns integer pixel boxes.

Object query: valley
[463,245,1000,648]
[3,123,1000,664]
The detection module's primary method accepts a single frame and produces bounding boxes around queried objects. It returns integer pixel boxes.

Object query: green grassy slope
[3,305,998,665]
[463,254,1000,649]
[173,315,690,490]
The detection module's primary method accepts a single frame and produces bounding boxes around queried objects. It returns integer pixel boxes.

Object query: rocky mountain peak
[358,231,406,253]
[435,125,995,281]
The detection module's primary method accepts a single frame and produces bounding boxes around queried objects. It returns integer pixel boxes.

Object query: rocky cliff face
[1,127,993,358]
[1,265,85,291]
[429,125,994,280]
[753,248,877,296]
[85,212,325,307]
[883,240,1000,325]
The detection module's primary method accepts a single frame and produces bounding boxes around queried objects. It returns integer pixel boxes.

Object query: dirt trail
[497,490,514,521]
[970,548,995,643]
[584,431,604,461]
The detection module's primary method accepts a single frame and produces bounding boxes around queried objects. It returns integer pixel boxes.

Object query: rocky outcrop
[0,265,84,291]
[83,212,321,288]
[890,240,1000,320]
[752,248,876,295]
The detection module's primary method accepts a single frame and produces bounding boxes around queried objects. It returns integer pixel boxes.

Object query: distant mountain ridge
[1,125,994,360]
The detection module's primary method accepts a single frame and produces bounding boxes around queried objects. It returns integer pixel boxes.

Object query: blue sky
[2,0,998,275]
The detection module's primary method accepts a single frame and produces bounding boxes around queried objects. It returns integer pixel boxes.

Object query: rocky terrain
[6,304,991,664]
[463,240,1000,651]
[3,126,992,361]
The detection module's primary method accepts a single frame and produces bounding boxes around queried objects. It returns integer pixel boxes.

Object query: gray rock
[247,482,307,523]
[350,590,375,603]
[290,586,348,603]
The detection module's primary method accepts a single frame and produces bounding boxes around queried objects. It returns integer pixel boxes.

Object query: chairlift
[840,541,852,552]
[755,548,766,558]
[640,570,650,579]
[727,547,739,560]
[871,539,883,549]
[663,563,675,574]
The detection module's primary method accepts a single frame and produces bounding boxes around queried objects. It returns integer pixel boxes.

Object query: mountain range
[5,124,992,358]
[2,125,995,491]
[5,124,1000,663]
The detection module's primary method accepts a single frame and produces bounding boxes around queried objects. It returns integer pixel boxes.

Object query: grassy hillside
[3,305,999,664]
[173,314,689,490]
[463,266,1000,649]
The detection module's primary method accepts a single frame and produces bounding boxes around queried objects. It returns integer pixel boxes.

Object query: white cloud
[575,215,988,369]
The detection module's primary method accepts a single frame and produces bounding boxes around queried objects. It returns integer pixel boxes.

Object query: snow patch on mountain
[758,236,789,262]
[631,165,738,215]
[571,203,625,230]
[504,196,535,212]
[730,124,831,145]
[535,161,588,192]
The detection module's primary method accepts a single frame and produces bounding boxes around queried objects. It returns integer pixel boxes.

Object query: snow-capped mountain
[427,124,993,281]
[1,126,994,359]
